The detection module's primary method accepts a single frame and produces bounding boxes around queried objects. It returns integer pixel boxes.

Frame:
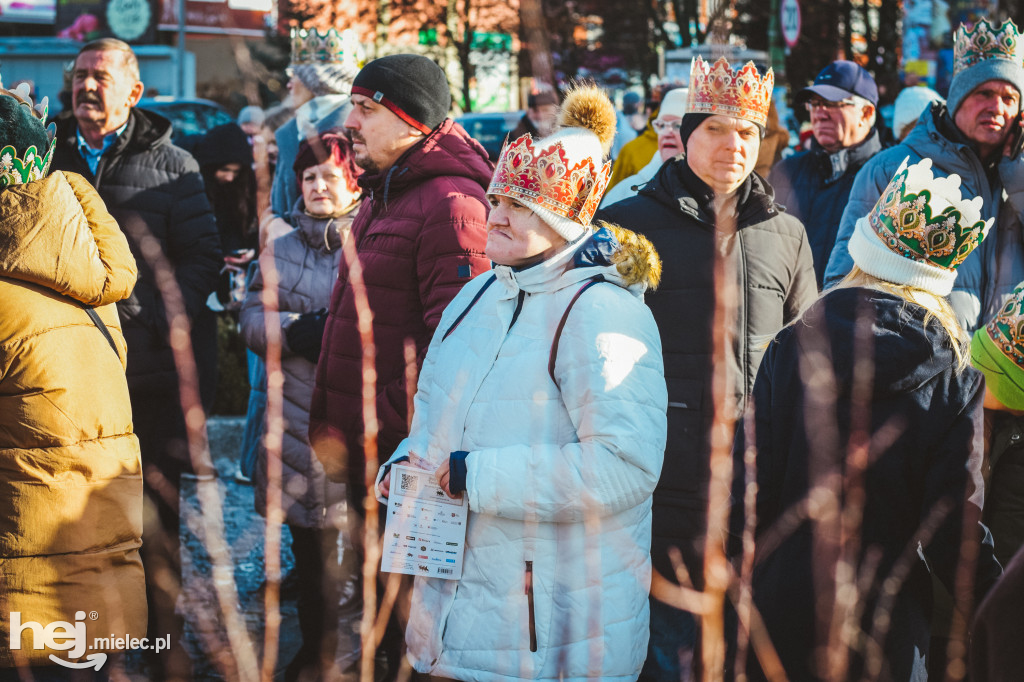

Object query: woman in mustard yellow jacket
[0,84,146,678]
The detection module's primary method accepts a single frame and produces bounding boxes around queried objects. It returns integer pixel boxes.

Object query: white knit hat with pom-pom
[488,83,616,242]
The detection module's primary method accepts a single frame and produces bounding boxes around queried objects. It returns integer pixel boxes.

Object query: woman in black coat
[731,159,1003,681]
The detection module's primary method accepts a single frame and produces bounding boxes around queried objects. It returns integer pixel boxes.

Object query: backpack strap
[548,275,605,385]
[441,273,498,342]
[64,295,119,357]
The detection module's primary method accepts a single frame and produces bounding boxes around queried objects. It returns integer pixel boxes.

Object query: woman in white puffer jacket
[376,84,668,681]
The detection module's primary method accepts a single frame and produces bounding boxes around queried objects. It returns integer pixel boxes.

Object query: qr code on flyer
[399,471,419,494]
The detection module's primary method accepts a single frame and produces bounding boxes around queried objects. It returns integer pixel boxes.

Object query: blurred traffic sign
[781,0,801,48]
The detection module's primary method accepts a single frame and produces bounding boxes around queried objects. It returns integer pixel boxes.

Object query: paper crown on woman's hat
[848,157,992,296]
[0,79,55,188]
[972,282,1024,410]
[686,56,773,128]
[488,83,616,241]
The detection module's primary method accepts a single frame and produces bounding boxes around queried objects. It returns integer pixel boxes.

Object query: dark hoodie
[309,118,493,504]
[731,286,1001,681]
[52,107,221,394]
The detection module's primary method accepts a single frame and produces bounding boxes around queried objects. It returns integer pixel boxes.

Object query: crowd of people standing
[6,14,1024,682]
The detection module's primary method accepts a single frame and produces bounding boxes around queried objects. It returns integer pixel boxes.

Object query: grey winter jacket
[239,202,355,528]
[595,159,817,583]
[824,102,1024,332]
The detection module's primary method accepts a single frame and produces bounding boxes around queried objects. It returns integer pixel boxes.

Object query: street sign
[781,0,801,48]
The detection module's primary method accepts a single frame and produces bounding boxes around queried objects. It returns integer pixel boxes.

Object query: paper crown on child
[972,282,1024,411]
[848,157,992,296]
[0,79,55,189]
[686,56,773,128]
[488,83,616,241]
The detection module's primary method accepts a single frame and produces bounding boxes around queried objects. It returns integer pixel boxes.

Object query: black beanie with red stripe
[351,54,451,135]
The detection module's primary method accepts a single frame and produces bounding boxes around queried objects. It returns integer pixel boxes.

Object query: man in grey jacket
[825,17,1024,331]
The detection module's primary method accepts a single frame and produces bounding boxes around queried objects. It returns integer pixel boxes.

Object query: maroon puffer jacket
[309,119,492,503]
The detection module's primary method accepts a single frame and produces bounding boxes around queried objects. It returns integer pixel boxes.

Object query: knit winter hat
[193,123,253,169]
[848,157,992,296]
[947,18,1024,116]
[0,80,55,188]
[971,282,1024,411]
[489,83,616,242]
[351,54,451,135]
[657,87,688,120]
[289,28,359,98]
[893,86,942,136]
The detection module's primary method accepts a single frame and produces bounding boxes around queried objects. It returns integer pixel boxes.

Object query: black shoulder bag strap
[548,275,605,386]
[441,273,499,342]
[65,295,119,356]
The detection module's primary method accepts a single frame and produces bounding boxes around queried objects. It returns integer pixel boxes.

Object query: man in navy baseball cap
[769,60,885,286]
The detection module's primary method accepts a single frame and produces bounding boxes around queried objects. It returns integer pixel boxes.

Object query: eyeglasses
[653,119,682,133]
[805,98,856,111]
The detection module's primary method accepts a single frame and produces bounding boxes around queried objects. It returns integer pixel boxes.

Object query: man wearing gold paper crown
[268,27,358,219]
[51,37,221,680]
[0,80,146,677]
[730,157,1002,681]
[826,18,1024,334]
[595,55,816,681]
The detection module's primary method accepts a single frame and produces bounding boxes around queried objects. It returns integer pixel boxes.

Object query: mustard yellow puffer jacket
[0,171,146,667]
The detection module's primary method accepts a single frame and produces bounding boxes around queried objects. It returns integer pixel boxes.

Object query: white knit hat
[489,84,616,242]
[849,157,992,296]
[657,87,688,119]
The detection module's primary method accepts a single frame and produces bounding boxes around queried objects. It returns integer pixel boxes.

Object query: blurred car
[456,111,524,161]
[137,97,235,147]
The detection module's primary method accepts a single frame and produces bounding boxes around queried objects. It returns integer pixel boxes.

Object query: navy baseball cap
[797,60,879,106]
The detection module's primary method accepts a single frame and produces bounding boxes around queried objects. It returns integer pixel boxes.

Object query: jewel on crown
[686,56,773,128]
[488,134,612,228]
[868,157,992,271]
[954,17,1023,75]
[290,27,356,66]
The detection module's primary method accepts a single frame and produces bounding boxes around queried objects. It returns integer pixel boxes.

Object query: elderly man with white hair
[601,86,687,207]
[769,60,887,288]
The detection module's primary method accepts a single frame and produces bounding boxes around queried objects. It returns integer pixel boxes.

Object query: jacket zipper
[525,560,537,652]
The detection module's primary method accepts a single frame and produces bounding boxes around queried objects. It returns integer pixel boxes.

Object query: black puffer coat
[768,129,886,288]
[732,287,1002,681]
[595,159,817,584]
[52,108,222,394]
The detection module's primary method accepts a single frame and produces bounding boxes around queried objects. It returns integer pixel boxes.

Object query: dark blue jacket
[731,287,1001,681]
[769,129,885,289]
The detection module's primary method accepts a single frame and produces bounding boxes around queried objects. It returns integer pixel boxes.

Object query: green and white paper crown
[290,27,360,67]
[971,282,1024,410]
[954,18,1024,75]
[0,80,56,189]
[848,157,992,296]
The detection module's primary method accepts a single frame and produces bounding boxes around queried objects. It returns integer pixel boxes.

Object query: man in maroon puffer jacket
[309,53,491,515]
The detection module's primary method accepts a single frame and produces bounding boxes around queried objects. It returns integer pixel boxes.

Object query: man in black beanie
[309,53,492,680]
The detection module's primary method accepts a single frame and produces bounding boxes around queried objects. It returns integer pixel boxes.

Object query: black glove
[285,309,328,364]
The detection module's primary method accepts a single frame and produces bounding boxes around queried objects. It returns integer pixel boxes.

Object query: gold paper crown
[687,56,774,127]
[868,157,992,272]
[0,79,55,188]
[488,133,611,228]
[954,18,1024,75]
[290,27,356,66]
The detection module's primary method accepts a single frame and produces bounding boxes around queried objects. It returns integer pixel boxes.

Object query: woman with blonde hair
[731,158,1003,681]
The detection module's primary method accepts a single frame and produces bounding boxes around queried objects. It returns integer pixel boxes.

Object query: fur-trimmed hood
[492,223,663,300]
